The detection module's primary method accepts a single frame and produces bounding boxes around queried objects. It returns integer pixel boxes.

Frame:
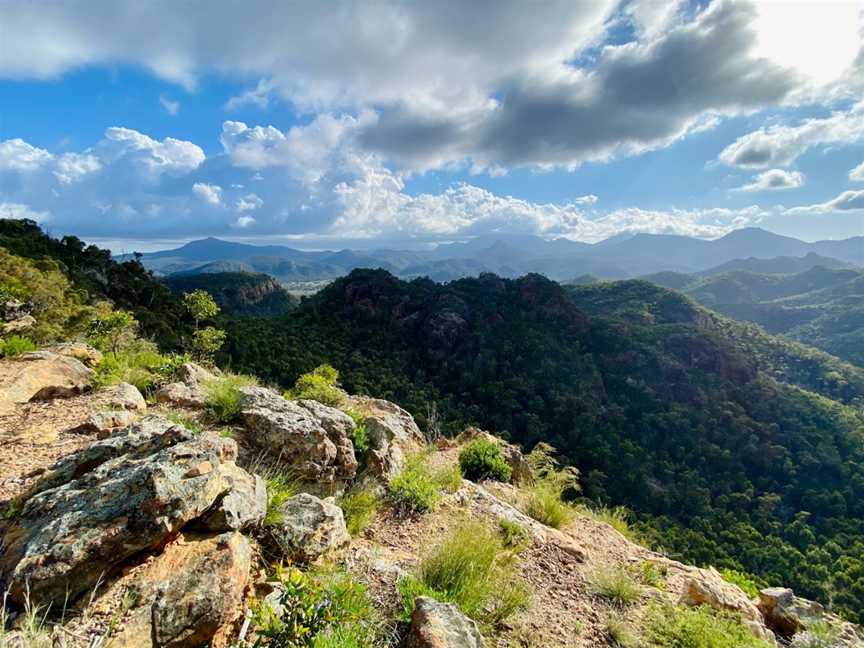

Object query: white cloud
[96,127,204,178]
[53,153,101,184]
[574,194,598,205]
[732,168,804,193]
[192,182,222,205]
[234,215,256,228]
[236,193,263,212]
[719,101,864,168]
[159,95,180,115]
[786,189,864,214]
[0,202,51,223]
[850,161,864,181]
[0,138,53,171]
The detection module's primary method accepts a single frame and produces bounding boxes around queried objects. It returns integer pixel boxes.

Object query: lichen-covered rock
[270,492,349,562]
[240,387,357,484]
[348,396,425,481]
[199,465,266,531]
[760,587,864,646]
[679,567,774,642]
[0,417,252,608]
[67,409,135,437]
[155,361,216,409]
[0,350,93,414]
[1,314,36,335]
[43,342,103,367]
[407,597,485,648]
[102,381,147,410]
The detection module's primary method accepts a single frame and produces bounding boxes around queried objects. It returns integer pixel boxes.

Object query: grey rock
[407,597,485,648]
[102,381,147,410]
[67,410,135,438]
[240,387,357,485]
[348,396,426,482]
[156,381,207,409]
[270,492,349,562]
[199,467,266,531]
[759,587,864,645]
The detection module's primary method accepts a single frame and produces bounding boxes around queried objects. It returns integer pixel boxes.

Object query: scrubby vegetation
[589,564,642,607]
[285,364,345,407]
[339,485,381,536]
[398,519,529,629]
[387,451,461,514]
[0,334,37,357]
[643,603,774,648]
[720,568,762,599]
[458,438,512,482]
[204,372,259,423]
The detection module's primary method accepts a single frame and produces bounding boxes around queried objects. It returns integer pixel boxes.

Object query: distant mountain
[642,264,864,367]
[163,271,298,317]
[122,227,864,283]
[699,252,854,276]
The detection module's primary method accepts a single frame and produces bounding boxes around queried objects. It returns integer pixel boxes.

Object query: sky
[1,0,863,252]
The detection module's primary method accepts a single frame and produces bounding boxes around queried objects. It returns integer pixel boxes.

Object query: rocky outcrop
[269,492,349,562]
[155,361,216,409]
[459,427,534,486]
[101,381,147,410]
[679,567,774,642]
[67,409,135,438]
[0,350,93,414]
[0,416,259,609]
[348,395,426,481]
[1,314,36,335]
[240,387,357,485]
[43,342,103,368]
[759,587,864,646]
[199,466,266,531]
[407,597,485,648]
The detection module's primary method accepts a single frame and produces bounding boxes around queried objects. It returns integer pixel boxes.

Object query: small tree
[87,309,137,353]
[192,326,226,363]
[183,290,219,330]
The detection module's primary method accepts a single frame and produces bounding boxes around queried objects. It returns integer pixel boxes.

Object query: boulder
[269,493,349,562]
[240,387,357,485]
[759,587,864,646]
[67,409,135,438]
[348,396,426,481]
[199,466,266,531]
[407,597,485,648]
[43,342,103,368]
[679,567,774,642]
[0,416,256,608]
[102,381,147,410]
[155,362,216,409]
[93,532,252,648]
[1,314,36,334]
[0,350,93,414]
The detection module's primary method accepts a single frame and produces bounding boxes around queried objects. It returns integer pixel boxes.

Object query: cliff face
[164,271,298,317]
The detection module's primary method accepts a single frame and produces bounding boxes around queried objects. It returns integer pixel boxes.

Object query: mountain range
[123,228,864,283]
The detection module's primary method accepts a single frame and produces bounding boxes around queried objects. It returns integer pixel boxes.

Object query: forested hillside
[224,269,864,622]
[164,272,298,317]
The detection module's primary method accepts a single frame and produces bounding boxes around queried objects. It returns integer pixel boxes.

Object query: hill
[222,269,864,621]
[163,272,298,317]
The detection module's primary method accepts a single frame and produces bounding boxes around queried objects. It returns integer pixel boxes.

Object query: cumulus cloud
[574,194,598,205]
[719,101,864,168]
[0,139,53,171]
[850,161,864,181]
[0,202,51,223]
[786,189,864,214]
[732,169,804,193]
[236,193,263,212]
[192,182,222,205]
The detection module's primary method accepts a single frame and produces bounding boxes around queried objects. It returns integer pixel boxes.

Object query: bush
[203,372,259,423]
[86,309,136,353]
[191,325,226,363]
[339,485,381,536]
[643,603,774,647]
[523,482,574,529]
[399,519,529,628]
[498,517,530,549]
[91,341,182,395]
[720,568,762,599]
[285,364,345,407]
[458,438,512,482]
[388,451,460,514]
[588,565,642,607]
[0,335,37,357]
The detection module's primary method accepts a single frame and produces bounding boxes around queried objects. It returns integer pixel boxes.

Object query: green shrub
[263,470,301,527]
[399,519,529,629]
[458,438,512,482]
[498,517,530,549]
[203,372,259,423]
[523,481,575,529]
[86,309,136,353]
[191,325,226,363]
[0,335,37,357]
[252,566,383,648]
[720,568,762,599]
[344,409,369,464]
[589,565,642,607]
[387,451,461,514]
[339,485,381,536]
[634,561,666,590]
[643,603,774,648]
[285,364,345,407]
[91,341,179,395]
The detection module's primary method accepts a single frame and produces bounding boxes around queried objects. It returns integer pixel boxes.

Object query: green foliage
[191,325,226,362]
[720,568,762,599]
[0,335,37,357]
[458,438,512,482]
[344,409,369,461]
[605,617,637,648]
[183,289,219,328]
[203,372,259,423]
[163,411,203,434]
[165,272,296,317]
[339,485,381,536]
[522,481,575,529]
[588,565,642,607]
[643,603,774,648]
[260,468,301,527]
[285,364,345,407]
[87,309,136,353]
[91,341,183,395]
[252,566,382,648]
[634,561,667,590]
[387,451,460,514]
[399,519,529,628]
[498,517,530,549]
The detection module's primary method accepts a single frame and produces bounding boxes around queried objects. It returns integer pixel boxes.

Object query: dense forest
[223,269,864,622]
[164,271,297,317]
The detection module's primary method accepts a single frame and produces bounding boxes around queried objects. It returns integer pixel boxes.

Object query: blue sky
[1,0,863,251]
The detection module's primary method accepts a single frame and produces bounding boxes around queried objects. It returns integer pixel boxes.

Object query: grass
[261,469,301,527]
[576,504,648,545]
[203,372,259,423]
[643,603,774,648]
[588,564,642,607]
[720,568,762,599]
[1,589,53,648]
[164,410,203,434]
[0,334,37,357]
[398,519,529,629]
[606,617,637,648]
[634,561,666,590]
[90,343,187,395]
[339,485,382,536]
[498,517,530,549]
[522,481,575,529]
[387,451,461,514]
[458,438,512,482]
